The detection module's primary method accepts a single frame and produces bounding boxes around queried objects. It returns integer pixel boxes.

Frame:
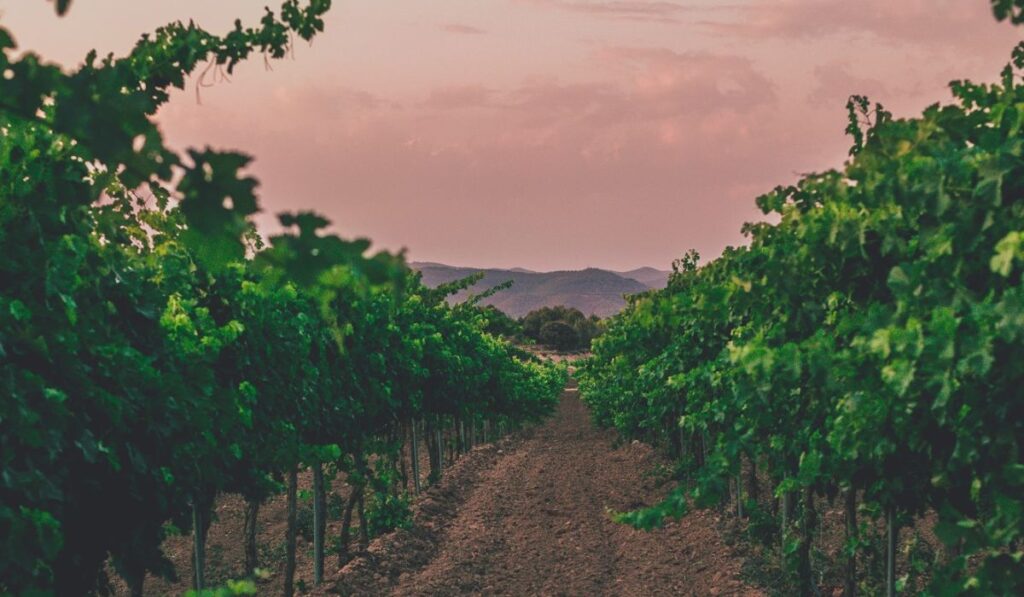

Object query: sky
[3,1,1022,270]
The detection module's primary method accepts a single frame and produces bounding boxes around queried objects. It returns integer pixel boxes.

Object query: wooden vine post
[844,487,857,597]
[781,487,791,562]
[191,498,206,592]
[436,426,444,474]
[797,486,816,596]
[243,497,260,575]
[312,462,326,585]
[736,472,744,519]
[746,457,759,505]
[411,419,422,494]
[357,490,369,549]
[886,507,897,597]
[284,466,298,597]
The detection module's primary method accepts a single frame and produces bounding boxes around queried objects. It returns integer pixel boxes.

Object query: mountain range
[412,262,671,318]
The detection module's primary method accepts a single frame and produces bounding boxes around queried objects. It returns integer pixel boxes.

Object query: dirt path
[335,389,761,596]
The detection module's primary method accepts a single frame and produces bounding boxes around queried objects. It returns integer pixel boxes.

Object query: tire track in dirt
[377,389,762,596]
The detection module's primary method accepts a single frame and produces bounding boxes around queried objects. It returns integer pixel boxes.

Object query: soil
[114,387,761,595]
[114,437,433,595]
[127,468,337,596]
[326,389,762,597]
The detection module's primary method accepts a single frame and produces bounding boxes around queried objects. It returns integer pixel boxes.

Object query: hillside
[615,267,671,289]
[412,263,668,318]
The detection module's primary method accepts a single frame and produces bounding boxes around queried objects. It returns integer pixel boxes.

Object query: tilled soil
[330,390,762,596]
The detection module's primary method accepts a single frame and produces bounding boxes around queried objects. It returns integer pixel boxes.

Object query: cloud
[409,49,778,132]
[597,47,776,114]
[807,62,890,107]
[156,49,834,270]
[255,49,777,198]
[169,47,786,189]
[422,85,495,109]
[524,1,692,23]
[702,0,1017,50]
[269,85,389,118]
[440,23,486,35]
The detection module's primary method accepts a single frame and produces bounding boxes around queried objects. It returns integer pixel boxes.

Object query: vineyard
[0,2,566,595]
[578,20,1024,597]
[4,0,1024,596]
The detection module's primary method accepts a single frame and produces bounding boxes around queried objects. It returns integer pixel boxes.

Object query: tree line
[480,305,602,352]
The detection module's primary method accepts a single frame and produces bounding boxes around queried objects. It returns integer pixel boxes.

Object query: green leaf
[991,231,1023,276]
[9,299,31,322]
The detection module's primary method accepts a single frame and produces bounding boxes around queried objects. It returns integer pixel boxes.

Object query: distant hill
[411,262,670,318]
[615,267,671,289]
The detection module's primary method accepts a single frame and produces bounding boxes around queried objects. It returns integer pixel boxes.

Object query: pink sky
[4,1,1021,270]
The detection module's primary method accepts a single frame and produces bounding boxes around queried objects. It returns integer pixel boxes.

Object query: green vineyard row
[579,33,1024,597]
[0,2,564,594]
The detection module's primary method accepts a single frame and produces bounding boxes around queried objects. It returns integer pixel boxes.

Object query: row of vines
[579,14,1024,597]
[0,1,565,595]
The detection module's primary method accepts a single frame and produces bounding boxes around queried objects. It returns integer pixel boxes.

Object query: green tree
[539,320,580,351]
[477,305,523,339]
[520,305,601,351]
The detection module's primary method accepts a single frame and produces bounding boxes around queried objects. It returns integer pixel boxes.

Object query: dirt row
[327,390,762,596]
[119,388,760,595]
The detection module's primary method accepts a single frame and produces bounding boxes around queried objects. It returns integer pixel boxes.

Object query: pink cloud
[807,62,890,108]
[422,85,495,110]
[440,23,486,35]
[13,0,1020,271]
[147,3,1020,271]
[158,47,799,268]
[599,48,776,114]
[524,0,693,23]
[703,0,1017,50]
[444,49,778,140]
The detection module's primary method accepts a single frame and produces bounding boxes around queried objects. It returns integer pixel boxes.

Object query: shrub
[521,306,601,350]
[538,321,579,351]
[365,492,412,537]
